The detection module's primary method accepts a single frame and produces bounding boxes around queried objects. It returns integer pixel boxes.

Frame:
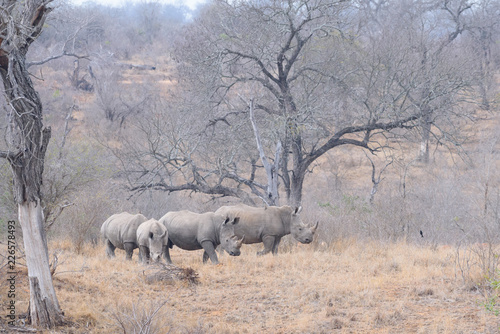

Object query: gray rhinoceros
[215,204,318,256]
[100,212,147,260]
[158,210,243,264]
[136,218,169,263]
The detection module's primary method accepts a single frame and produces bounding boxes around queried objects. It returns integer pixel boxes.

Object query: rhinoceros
[158,210,243,264]
[215,204,318,256]
[136,218,169,263]
[100,212,147,260]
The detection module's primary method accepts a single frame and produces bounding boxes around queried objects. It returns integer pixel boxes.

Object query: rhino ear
[149,232,154,239]
[294,206,302,215]
[222,217,230,226]
[232,217,240,225]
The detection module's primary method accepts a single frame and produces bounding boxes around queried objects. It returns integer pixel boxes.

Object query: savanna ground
[2,238,500,333]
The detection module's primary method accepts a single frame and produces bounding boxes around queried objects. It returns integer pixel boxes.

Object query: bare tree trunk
[249,99,281,206]
[0,0,64,328]
[70,59,80,88]
[365,152,393,204]
[290,172,305,207]
[418,108,432,163]
[19,200,63,327]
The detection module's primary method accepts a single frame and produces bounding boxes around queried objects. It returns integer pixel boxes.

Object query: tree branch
[27,51,90,68]
[0,150,15,159]
[306,114,421,168]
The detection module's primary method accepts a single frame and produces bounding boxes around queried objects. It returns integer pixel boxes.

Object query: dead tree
[0,0,64,328]
[248,98,281,206]
[364,151,393,204]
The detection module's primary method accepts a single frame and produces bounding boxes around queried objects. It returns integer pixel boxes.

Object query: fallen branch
[141,262,199,285]
[0,325,38,333]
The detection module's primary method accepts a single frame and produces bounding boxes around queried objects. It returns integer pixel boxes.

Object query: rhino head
[148,222,168,262]
[289,206,318,244]
[220,217,244,256]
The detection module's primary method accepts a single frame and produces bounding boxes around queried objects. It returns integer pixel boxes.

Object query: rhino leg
[215,245,228,258]
[272,236,282,255]
[105,239,116,258]
[215,244,225,257]
[202,251,209,263]
[163,245,172,264]
[139,245,149,264]
[257,235,275,256]
[200,241,219,264]
[124,242,135,260]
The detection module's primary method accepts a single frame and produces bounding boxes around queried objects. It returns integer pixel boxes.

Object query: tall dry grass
[2,238,499,333]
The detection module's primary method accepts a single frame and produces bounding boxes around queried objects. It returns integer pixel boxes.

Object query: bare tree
[0,0,64,328]
[26,12,91,69]
[120,0,478,206]
[463,0,500,110]
[364,151,393,205]
[357,0,476,163]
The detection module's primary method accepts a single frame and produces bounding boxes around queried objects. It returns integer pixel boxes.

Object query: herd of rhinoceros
[100,204,319,264]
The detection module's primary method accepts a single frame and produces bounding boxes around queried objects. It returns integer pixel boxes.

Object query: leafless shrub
[455,241,500,288]
[110,300,169,334]
[55,183,117,254]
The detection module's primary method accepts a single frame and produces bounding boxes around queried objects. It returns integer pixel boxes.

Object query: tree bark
[0,0,64,328]
[19,200,63,328]
[290,172,305,207]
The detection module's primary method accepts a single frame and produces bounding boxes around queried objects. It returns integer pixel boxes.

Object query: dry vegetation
[2,2,500,332]
[2,238,500,333]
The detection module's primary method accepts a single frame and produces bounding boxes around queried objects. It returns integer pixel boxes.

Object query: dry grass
[1,239,500,333]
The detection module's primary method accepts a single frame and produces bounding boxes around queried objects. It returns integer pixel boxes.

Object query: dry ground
[1,239,499,333]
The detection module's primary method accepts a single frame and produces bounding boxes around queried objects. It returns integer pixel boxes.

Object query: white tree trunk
[418,113,432,163]
[18,199,63,327]
[249,99,281,206]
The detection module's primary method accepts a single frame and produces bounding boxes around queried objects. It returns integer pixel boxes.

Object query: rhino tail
[167,238,174,249]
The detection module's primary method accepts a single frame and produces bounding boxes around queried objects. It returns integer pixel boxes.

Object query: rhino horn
[237,235,245,247]
[310,221,319,233]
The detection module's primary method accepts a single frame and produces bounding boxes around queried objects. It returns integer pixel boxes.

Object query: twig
[53,261,88,277]
[49,250,63,276]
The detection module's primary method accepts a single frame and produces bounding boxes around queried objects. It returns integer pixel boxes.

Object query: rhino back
[216,205,286,244]
[102,212,147,248]
[160,211,218,250]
